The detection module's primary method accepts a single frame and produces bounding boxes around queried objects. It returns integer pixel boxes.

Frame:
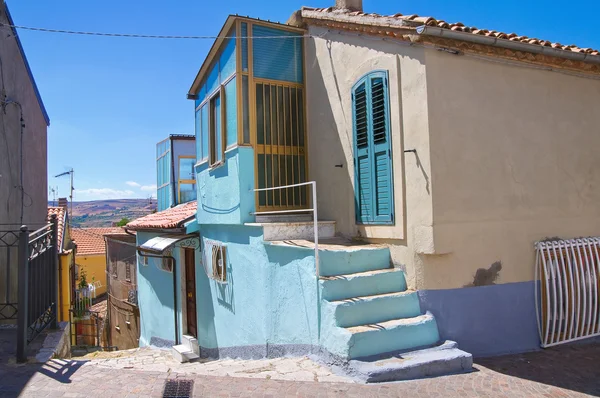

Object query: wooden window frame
[177,155,196,203]
[208,86,227,168]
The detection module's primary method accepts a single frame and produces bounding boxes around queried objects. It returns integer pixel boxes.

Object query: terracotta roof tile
[71,227,126,256]
[300,7,600,57]
[126,201,197,231]
[47,207,67,252]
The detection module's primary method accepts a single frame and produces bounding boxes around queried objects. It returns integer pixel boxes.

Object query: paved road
[1,341,599,397]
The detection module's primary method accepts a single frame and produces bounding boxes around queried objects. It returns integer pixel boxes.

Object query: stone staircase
[318,242,472,381]
[172,334,199,363]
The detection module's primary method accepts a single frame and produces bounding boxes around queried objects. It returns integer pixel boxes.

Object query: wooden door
[184,249,197,338]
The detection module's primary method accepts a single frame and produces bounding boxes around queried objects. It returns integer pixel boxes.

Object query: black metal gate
[0,215,60,362]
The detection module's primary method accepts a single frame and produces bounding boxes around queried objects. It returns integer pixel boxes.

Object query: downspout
[138,250,179,345]
[415,25,600,65]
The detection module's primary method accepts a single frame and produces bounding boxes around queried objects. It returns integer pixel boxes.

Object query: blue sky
[8,0,599,201]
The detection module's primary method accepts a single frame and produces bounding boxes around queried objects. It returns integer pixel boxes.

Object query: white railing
[252,181,319,278]
[535,237,600,347]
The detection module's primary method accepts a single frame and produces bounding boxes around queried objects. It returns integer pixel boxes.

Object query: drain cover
[163,379,194,398]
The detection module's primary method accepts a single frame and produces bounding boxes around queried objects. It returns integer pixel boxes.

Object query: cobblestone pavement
[77,347,352,383]
[0,341,598,397]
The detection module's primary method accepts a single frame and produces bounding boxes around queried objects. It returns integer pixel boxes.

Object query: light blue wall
[195,224,319,356]
[196,146,255,225]
[137,231,178,346]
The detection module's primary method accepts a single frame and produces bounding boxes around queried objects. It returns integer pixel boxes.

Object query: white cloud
[125,181,141,187]
[140,184,157,192]
[77,188,136,200]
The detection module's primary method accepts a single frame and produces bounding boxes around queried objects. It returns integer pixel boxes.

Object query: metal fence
[8,215,59,362]
[535,237,600,347]
[0,230,20,321]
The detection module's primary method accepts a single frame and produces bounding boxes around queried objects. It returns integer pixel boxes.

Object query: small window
[159,249,174,273]
[211,244,227,282]
[160,258,174,273]
[178,156,197,204]
[111,257,118,278]
[125,261,132,282]
[140,255,148,266]
[203,239,227,283]
[209,88,225,167]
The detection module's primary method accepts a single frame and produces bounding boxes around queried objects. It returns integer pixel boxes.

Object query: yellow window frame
[178,155,197,204]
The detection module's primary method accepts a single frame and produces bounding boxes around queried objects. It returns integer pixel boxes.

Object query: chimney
[58,197,68,209]
[335,0,363,11]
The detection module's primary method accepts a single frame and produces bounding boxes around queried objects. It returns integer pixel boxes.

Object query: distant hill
[48,199,157,228]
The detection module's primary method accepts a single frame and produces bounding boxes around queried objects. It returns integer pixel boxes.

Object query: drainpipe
[138,250,179,345]
[415,25,600,65]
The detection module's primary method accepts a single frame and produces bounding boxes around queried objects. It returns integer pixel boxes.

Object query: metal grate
[163,379,193,398]
[535,237,600,348]
[255,82,307,211]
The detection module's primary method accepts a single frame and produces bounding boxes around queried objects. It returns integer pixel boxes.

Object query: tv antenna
[55,168,74,228]
[49,186,58,206]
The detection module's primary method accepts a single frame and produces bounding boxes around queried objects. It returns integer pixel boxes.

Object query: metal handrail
[252,181,319,278]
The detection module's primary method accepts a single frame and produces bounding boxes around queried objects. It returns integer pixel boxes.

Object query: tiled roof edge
[298,7,600,63]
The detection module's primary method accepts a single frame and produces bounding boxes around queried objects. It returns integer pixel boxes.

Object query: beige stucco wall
[306,26,600,291]
[305,27,439,289]
[305,26,435,244]
[423,49,600,289]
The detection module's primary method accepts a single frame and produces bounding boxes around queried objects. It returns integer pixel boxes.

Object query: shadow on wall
[306,39,356,236]
[216,259,235,313]
[418,281,539,357]
[264,244,317,344]
[201,203,240,215]
[464,261,502,288]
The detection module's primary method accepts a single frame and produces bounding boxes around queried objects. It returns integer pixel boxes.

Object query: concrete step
[348,340,473,383]
[319,245,390,277]
[246,221,336,241]
[320,268,407,301]
[329,291,421,328]
[255,214,312,223]
[346,312,440,359]
[171,344,200,363]
[181,334,199,355]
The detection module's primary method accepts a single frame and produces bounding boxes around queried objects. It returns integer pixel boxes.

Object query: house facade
[292,2,600,356]
[48,199,75,323]
[156,135,197,211]
[71,228,127,298]
[104,232,140,350]
[130,0,600,381]
[0,1,50,322]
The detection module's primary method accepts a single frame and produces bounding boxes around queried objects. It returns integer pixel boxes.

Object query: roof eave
[187,15,237,98]
[416,25,600,65]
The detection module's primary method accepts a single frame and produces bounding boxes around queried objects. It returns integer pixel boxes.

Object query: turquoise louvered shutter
[352,71,394,224]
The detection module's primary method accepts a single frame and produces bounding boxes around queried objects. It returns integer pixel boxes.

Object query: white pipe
[312,181,319,279]
[540,247,551,346]
[592,239,600,334]
[585,239,598,335]
[416,25,600,65]
[551,242,564,343]
[534,244,542,343]
[581,239,593,336]
[571,243,582,338]
[563,240,576,341]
